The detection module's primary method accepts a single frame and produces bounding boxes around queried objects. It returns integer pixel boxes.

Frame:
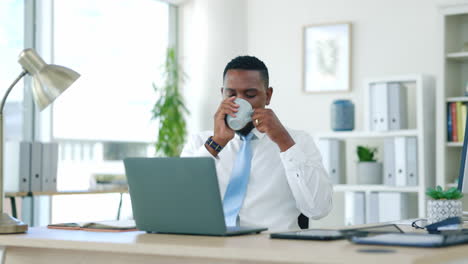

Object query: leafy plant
[152,47,189,157]
[357,146,377,162]
[426,186,464,200]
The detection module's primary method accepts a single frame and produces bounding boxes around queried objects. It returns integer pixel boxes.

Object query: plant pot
[356,162,382,184]
[427,199,462,224]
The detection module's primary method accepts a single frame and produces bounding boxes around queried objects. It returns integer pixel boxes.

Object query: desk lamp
[0,48,80,233]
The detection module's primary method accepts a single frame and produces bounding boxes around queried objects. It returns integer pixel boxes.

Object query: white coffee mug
[226,98,253,131]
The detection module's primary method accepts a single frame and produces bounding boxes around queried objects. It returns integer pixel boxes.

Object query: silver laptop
[123,157,267,236]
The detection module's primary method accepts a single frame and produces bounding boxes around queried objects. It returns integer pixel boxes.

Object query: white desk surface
[0,227,468,264]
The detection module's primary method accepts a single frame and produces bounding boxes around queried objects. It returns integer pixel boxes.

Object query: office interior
[0,0,466,230]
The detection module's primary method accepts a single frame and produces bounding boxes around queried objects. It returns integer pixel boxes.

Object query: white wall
[181,0,439,132]
[246,0,439,133]
[179,0,247,134]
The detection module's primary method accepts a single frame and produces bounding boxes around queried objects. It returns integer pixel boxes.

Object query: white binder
[383,138,396,186]
[30,142,42,192]
[317,139,345,184]
[370,82,389,131]
[41,142,58,192]
[378,192,417,222]
[387,82,407,130]
[4,141,31,192]
[394,137,418,186]
[345,192,366,225]
[366,192,380,224]
[406,137,418,186]
[378,192,407,222]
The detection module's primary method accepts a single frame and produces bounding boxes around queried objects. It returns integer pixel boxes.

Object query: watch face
[226,98,253,131]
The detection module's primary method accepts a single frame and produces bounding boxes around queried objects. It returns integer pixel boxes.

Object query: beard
[236,121,254,136]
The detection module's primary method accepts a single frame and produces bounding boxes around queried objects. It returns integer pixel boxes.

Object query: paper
[47,220,137,232]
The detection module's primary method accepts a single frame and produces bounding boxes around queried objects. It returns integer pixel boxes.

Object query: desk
[0,227,467,264]
[5,188,128,225]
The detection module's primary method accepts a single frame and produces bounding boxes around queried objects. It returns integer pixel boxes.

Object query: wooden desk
[0,227,467,264]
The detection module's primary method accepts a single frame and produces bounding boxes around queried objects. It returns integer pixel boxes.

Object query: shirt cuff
[193,144,215,157]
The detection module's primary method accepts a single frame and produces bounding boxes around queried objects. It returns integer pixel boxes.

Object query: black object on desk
[270,224,403,241]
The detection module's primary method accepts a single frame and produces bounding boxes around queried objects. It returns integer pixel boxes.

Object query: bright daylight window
[0,0,24,143]
[51,0,169,223]
[0,0,26,205]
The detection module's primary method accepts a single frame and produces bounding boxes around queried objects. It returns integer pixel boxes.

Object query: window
[0,0,25,143]
[50,0,170,223]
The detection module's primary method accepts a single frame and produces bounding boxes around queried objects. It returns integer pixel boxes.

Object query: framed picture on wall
[303,22,351,93]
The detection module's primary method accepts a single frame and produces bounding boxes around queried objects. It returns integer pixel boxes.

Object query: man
[181,56,332,231]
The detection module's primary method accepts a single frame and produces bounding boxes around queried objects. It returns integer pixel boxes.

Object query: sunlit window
[51,0,169,223]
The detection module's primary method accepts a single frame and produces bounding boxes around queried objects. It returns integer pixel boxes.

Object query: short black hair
[223,55,269,88]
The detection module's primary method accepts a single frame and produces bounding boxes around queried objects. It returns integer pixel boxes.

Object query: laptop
[123,157,267,236]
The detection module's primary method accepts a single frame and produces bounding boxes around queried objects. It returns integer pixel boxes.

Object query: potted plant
[356,145,382,184]
[152,47,189,157]
[426,186,463,224]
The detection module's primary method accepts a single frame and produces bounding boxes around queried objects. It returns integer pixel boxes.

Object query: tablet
[270,224,403,241]
[270,229,344,240]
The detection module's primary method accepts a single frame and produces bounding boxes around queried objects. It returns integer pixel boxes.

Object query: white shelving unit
[316,74,435,219]
[436,1,468,190]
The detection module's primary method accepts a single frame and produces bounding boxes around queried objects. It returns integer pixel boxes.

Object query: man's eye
[246,94,256,98]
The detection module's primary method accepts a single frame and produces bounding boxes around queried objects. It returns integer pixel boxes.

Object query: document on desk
[48,220,137,232]
[350,232,468,247]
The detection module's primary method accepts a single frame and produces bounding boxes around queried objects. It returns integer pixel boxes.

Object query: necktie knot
[241,132,254,141]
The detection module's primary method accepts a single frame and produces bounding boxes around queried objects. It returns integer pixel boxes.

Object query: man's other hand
[252,108,295,152]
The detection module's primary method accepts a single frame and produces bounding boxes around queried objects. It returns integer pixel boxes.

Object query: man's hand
[211,96,237,149]
[252,108,295,152]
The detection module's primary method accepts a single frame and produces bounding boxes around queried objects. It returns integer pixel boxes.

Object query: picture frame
[302,22,352,93]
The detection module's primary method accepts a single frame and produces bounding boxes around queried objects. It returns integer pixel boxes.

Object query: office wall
[246,0,439,132]
[179,0,247,134]
[181,0,439,134]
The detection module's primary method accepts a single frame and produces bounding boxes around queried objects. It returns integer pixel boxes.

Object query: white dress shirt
[181,128,333,231]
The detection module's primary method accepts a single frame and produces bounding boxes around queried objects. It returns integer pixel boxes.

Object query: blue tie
[223,133,254,227]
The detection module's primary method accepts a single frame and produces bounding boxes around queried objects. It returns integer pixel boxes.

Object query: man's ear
[266,87,273,105]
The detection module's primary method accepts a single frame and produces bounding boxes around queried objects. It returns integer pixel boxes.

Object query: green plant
[357,146,377,162]
[152,47,189,157]
[426,186,464,200]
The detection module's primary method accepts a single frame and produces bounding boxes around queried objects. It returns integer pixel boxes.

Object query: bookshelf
[436,1,468,191]
[315,74,435,223]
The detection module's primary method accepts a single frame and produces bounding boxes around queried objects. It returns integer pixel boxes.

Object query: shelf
[333,184,419,192]
[447,142,463,147]
[446,97,468,102]
[315,129,419,139]
[446,52,468,62]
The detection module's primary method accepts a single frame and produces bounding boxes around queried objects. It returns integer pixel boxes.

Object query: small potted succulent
[356,146,382,184]
[426,186,463,224]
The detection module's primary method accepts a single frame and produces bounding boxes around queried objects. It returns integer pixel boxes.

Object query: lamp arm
[0,70,27,214]
[0,70,27,115]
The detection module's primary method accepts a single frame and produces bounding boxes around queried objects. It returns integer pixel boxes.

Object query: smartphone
[270,229,344,240]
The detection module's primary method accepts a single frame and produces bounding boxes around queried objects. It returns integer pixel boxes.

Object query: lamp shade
[18,49,80,111]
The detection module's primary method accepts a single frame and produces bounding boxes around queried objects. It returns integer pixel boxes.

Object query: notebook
[350,232,468,247]
[47,220,137,232]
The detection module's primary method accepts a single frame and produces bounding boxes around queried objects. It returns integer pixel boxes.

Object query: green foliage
[426,186,464,200]
[357,145,377,162]
[152,47,189,157]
